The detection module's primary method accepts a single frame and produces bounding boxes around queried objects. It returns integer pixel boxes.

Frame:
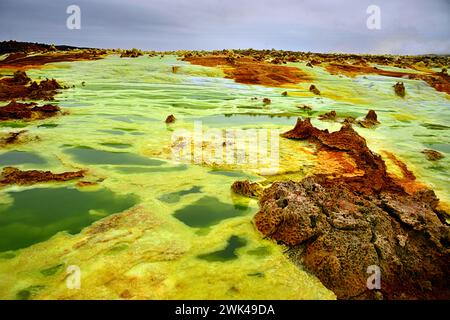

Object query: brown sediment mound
[318,110,336,121]
[183,55,310,87]
[0,101,60,120]
[0,130,27,146]
[120,49,143,58]
[281,118,408,194]
[309,84,320,95]
[0,50,105,70]
[172,66,180,73]
[254,118,450,299]
[231,180,263,198]
[325,63,450,95]
[297,104,312,111]
[263,98,271,105]
[316,109,379,128]
[358,110,380,128]
[0,167,85,185]
[0,71,63,101]
[393,82,406,97]
[165,114,176,123]
[422,149,444,161]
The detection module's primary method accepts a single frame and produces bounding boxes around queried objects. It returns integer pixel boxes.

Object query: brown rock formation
[254,119,450,299]
[0,101,60,120]
[297,105,312,111]
[325,62,450,95]
[309,84,321,95]
[0,167,85,185]
[165,114,176,123]
[263,98,271,105]
[318,110,337,121]
[0,71,63,101]
[0,50,105,70]
[183,55,310,87]
[231,180,263,198]
[393,82,406,97]
[358,110,380,128]
[422,149,444,161]
[0,130,27,146]
[120,49,143,58]
[255,177,450,299]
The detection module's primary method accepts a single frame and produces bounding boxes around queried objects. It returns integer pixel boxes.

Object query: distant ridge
[0,40,95,55]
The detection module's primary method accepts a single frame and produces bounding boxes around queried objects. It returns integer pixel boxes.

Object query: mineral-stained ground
[0,42,448,300]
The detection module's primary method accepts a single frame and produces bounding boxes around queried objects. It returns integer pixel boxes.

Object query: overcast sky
[0,0,449,54]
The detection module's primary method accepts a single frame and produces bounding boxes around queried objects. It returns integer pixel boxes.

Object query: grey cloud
[0,0,448,54]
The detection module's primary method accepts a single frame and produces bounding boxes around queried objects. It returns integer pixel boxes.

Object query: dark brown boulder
[309,84,321,95]
[393,82,406,97]
[422,149,444,161]
[165,114,176,123]
[231,180,263,198]
[318,110,337,121]
[358,110,380,128]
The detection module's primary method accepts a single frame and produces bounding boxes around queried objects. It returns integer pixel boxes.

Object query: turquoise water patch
[159,186,202,203]
[420,123,450,130]
[65,146,164,166]
[40,263,64,276]
[173,196,251,227]
[0,187,138,252]
[99,142,132,149]
[98,129,125,135]
[0,122,29,128]
[0,151,46,166]
[198,235,247,262]
[114,164,187,174]
[247,246,272,257]
[424,143,450,154]
[113,127,138,132]
[16,285,46,300]
[37,124,59,128]
[208,169,256,179]
[196,114,298,127]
